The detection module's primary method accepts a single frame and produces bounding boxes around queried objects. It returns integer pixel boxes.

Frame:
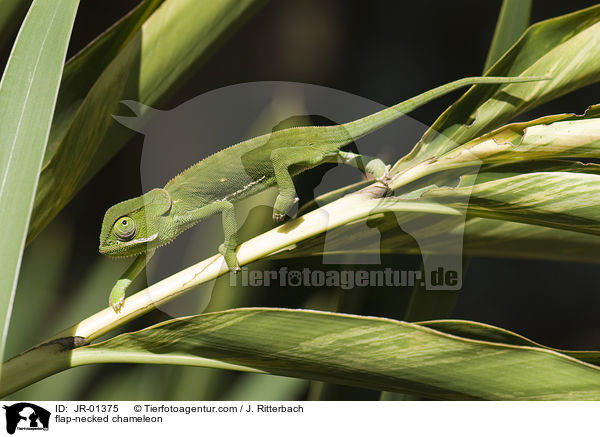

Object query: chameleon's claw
[109,279,129,313]
[111,298,124,313]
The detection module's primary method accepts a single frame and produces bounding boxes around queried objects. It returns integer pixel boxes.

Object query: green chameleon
[100,75,547,312]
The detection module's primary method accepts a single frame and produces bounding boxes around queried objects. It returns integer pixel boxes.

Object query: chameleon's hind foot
[375,164,392,185]
[219,243,240,272]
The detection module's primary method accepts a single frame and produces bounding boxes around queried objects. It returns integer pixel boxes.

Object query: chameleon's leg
[109,249,155,313]
[335,150,390,181]
[217,201,240,271]
[270,147,326,222]
[176,201,240,271]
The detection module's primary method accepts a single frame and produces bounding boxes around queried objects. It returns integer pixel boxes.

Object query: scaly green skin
[100,76,548,311]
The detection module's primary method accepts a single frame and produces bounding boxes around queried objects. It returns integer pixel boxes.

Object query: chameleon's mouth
[100,233,159,256]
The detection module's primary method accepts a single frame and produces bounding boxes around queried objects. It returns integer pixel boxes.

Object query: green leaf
[391,111,600,235]
[68,309,600,400]
[0,0,79,361]
[441,112,600,166]
[394,4,600,173]
[44,0,165,166]
[456,160,600,263]
[484,0,531,72]
[421,171,600,235]
[28,0,267,244]
[390,107,600,193]
[5,309,599,399]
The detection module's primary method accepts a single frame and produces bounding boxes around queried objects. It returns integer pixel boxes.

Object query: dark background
[3,0,599,400]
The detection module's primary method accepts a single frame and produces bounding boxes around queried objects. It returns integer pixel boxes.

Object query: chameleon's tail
[342,75,551,140]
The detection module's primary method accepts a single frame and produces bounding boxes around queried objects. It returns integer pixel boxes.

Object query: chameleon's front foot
[109,278,131,313]
[219,243,241,272]
[273,194,299,222]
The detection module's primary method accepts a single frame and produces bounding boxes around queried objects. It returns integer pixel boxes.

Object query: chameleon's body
[100,76,547,311]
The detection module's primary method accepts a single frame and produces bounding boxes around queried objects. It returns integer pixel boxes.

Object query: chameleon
[99,75,548,312]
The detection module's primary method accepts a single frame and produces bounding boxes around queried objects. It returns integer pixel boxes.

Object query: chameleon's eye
[113,216,137,241]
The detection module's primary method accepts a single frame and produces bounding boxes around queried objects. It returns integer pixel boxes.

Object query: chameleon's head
[99,188,173,257]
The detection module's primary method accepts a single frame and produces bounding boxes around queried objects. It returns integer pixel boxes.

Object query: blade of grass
[0,0,79,362]
[483,0,531,72]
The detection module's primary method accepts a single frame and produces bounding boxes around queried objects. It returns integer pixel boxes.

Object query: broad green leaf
[457,161,600,262]
[421,171,600,235]
[0,0,79,361]
[434,115,600,169]
[394,4,600,173]
[463,160,600,182]
[484,0,531,72]
[45,0,165,165]
[394,112,600,235]
[28,0,267,243]
[64,309,600,400]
